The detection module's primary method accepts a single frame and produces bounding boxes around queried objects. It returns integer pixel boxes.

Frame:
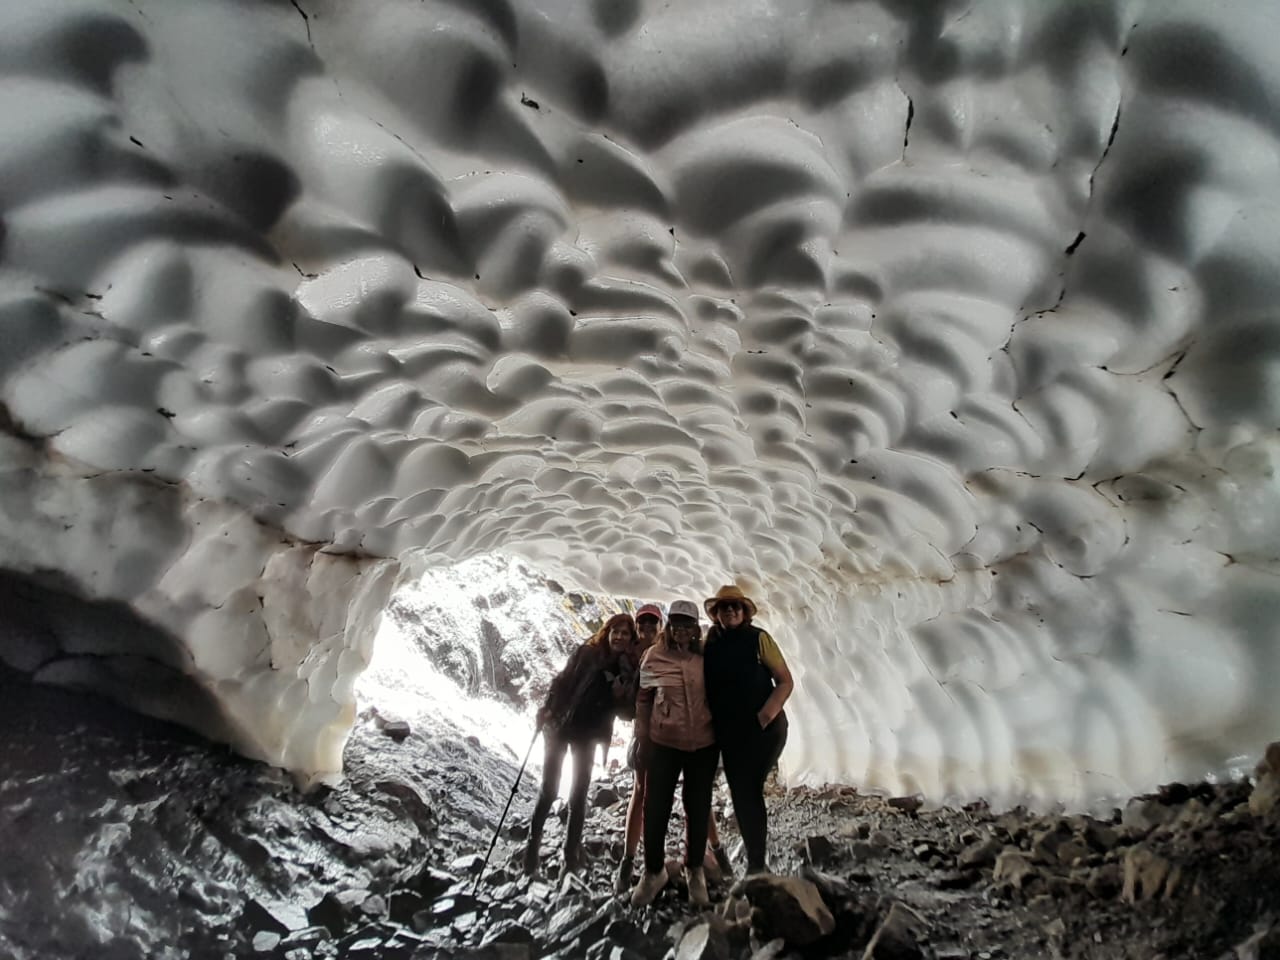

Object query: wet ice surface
[3,658,1277,960]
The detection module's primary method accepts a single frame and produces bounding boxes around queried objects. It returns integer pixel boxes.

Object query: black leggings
[720,714,788,871]
[643,742,720,874]
[528,735,595,856]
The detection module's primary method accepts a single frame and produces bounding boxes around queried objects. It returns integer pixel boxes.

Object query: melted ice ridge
[1,0,1278,806]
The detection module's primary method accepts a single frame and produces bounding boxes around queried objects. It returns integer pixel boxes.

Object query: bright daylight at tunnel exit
[0,0,1278,958]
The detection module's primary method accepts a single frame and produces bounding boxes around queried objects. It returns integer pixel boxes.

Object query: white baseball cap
[667,599,700,621]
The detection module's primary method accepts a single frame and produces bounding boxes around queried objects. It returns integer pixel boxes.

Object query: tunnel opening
[355,550,644,800]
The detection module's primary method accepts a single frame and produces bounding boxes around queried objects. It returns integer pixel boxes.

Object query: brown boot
[522,833,541,876]
[614,854,635,895]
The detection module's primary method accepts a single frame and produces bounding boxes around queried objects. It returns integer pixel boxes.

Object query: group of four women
[522,585,794,907]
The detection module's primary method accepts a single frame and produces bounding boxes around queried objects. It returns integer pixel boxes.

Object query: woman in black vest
[701,585,794,874]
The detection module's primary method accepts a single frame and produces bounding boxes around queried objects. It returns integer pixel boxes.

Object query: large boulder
[861,902,928,960]
[738,875,836,946]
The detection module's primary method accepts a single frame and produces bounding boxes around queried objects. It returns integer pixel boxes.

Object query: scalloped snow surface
[1,0,1279,807]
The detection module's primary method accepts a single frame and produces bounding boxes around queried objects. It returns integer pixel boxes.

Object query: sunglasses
[715,602,744,613]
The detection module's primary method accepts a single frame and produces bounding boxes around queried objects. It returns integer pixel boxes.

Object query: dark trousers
[643,742,720,874]
[528,734,595,861]
[720,714,788,871]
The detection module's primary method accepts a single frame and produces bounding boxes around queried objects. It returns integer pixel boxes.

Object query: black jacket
[541,643,637,743]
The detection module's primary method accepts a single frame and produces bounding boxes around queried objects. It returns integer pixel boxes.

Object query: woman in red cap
[615,602,663,893]
[523,612,639,875]
[701,585,794,875]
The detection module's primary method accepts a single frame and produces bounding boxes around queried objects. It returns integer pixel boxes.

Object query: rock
[1030,825,1070,863]
[797,865,856,907]
[994,810,1028,840]
[242,897,304,935]
[719,895,753,924]
[481,921,537,947]
[585,943,646,960]
[252,931,282,952]
[1235,922,1280,960]
[748,939,788,960]
[861,902,927,959]
[803,834,835,864]
[1055,839,1089,867]
[1121,846,1182,902]
[603,918,647,953]
[957,837,1002,869]
[1121,799,1174,834]
[911,842,936,861]
[1157,781,1192,805]
[739,874,836,946]
[375,778,435,833]
[593,786,620,807]
[836,821,871,839]
[674,919,731,960]
[992,849,1035,890]
[387,889,426,924]
[1086,864,1122,900]
[359,894,387,917]
[399,864,457,898]
[851,841,888,861]
[382,720,412,741]
[1082,821,1120,853]
[451,853,486,875]
[280,927,331,949]
[308,889,371,935]
[931,870,980,890]
[887,795,923,814]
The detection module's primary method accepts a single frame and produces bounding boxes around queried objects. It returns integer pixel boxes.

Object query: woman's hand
[757,708,771,729]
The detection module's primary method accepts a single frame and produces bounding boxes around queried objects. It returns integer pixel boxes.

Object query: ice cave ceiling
[0,0,1278,808]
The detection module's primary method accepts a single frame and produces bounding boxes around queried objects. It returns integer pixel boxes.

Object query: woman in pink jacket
[629,600,718,907]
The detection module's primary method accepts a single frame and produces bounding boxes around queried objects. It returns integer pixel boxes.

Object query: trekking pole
[473,727,540,894]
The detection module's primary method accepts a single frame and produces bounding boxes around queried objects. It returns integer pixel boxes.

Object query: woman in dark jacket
[523,612,639,875]
[701,585,794,875]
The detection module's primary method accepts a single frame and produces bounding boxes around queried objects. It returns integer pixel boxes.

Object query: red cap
[634,603,663,622]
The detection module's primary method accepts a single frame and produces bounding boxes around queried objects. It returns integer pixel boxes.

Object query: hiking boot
[614,854,634,895]
[522,839,540,876]
[711,843,734,881]
[630,868,668,907]
[702,849,722,885]
[563,843,585,874]
[687,866,710,907]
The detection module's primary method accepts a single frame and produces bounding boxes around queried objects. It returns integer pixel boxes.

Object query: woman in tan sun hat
[701,584,794,874]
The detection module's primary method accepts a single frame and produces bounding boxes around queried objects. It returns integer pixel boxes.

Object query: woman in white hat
[629,600,719,907]
[701,585,794,874]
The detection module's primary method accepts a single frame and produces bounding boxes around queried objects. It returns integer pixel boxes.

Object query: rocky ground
[2,663,1277,960]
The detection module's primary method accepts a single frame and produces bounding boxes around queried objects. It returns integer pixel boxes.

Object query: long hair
[660,619,703,654]
[588,612,636,648]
